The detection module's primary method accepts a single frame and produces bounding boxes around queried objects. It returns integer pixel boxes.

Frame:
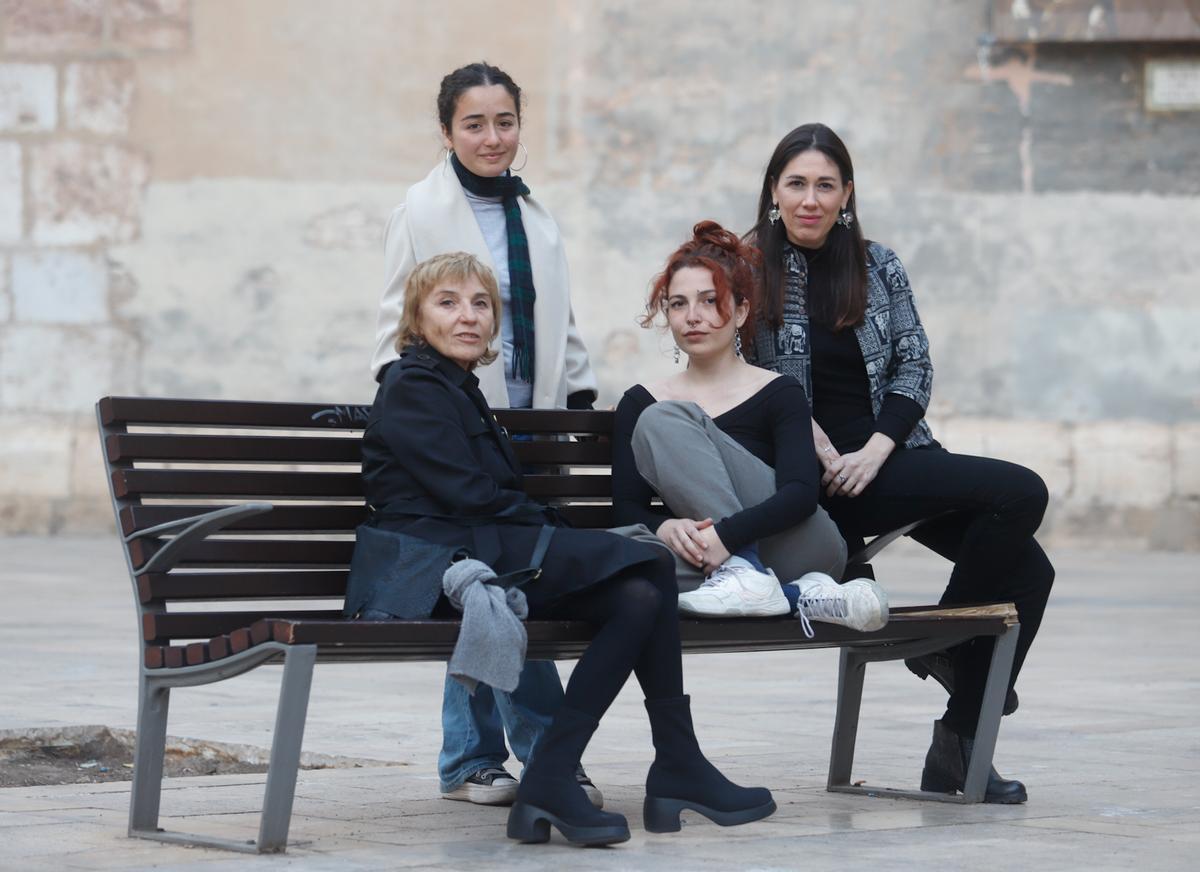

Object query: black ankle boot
[642,695,776,833]
[905,651,1019,716]
[920,719,1027,804]
[506,706,629,846]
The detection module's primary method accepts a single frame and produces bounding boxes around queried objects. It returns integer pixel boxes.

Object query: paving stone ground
[1,536,1196,870]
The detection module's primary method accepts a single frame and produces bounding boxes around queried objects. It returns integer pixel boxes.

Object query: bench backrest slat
[138,571,349,602]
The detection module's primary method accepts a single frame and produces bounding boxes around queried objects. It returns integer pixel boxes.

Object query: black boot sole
[905,654,1019,716]
[507,801,630,846]
[643,795,777,833]
[920,770,1028,804]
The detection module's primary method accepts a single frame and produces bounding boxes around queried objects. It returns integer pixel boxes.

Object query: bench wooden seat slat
[142,610,342,642]
[99,395,1020,853]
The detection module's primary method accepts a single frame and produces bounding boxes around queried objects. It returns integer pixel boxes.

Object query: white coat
[370,159,597,409]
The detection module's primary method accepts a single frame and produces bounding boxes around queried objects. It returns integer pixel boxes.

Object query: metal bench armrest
[848,511,955,565]
[129,502,273,575]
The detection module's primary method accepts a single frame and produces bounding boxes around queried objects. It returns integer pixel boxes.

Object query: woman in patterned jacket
[745,123,1055,805]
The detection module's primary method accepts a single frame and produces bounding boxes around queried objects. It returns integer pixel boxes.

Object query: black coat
[360,344,662,614]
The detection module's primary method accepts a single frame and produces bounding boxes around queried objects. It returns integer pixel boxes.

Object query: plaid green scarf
[451,154,536,383]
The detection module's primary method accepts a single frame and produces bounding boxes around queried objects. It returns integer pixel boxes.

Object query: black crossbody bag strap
[490,524,556,591]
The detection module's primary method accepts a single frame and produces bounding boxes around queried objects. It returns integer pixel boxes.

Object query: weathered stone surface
[1072,422,1173,508]
[30,141,150,245]
[109,0,191,51]
[0,415,72,497]
[63,61,135,136]
[110,179,386,405]
[1173,424,1200,499]
[1,0,104,54]
[12,250,109,324]
[0,141,20,243]
[0,63,57,132]
[0,255,9,321]
[0,325,139,413]
[303,204,385,250]
[68,415,108,498]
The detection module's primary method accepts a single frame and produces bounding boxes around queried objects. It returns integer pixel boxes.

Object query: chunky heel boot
[643,696,776,833]
[506,706,629,846]
[920,719,1027,804]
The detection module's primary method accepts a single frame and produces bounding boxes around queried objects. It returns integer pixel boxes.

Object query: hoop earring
[511,142,529,173]
[837,208,855,228]
[735,331,744,358]
[673,345,680,364]
[768,204,781,225]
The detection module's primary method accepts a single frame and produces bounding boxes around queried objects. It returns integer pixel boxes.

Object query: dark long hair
[437,62,522,130]
[747,123,867,331]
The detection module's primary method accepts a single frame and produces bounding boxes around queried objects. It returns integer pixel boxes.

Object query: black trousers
[824,446,1055,736]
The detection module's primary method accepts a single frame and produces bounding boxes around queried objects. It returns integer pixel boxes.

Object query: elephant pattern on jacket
[748,241,936,449]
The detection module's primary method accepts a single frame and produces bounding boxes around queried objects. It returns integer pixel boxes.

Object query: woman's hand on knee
[656,517,714,568]
[824,434,895,498]
[695,525,731,574]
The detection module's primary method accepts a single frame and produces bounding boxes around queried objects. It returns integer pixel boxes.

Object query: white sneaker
[787,572,889,634]
[678,561,790,618]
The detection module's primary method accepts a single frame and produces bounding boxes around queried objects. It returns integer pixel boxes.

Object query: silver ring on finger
[838,474,847,483]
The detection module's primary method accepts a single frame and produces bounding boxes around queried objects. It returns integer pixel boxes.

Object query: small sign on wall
[1145,59,1200,111]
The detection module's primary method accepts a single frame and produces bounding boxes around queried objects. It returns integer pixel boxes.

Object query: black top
[612,377,819,553]
[360,344,662,612]
[801,244,924,452]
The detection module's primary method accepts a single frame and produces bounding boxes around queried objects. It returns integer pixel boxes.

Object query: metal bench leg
[257,644,317,853]
[828,649,867,789]
[129,678,169,836]
[960,622,1020,803]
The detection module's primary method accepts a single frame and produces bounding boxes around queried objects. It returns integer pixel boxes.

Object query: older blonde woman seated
[357,252,776,846]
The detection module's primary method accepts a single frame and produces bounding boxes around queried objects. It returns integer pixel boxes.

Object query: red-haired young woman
[612,221,887,632]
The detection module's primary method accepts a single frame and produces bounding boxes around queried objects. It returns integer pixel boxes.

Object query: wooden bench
[97,395,1019,854]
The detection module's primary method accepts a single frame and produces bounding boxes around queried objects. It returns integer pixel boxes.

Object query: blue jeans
[438,658,564,792]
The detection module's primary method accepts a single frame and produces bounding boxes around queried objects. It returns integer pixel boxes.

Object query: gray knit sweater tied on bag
[441,559,528,694]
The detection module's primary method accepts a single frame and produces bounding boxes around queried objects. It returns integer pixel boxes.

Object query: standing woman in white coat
[371,62,600,807]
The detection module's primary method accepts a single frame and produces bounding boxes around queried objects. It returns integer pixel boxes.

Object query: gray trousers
[625,400,847,591]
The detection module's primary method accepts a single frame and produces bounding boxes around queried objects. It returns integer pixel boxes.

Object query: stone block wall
[0,0,172,530]
[0,0,1197,547]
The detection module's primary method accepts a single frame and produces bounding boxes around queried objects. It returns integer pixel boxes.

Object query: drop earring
[673,345,681,364]
[735,331,743,358]
[837,208,855,228]
[768,204,780,224]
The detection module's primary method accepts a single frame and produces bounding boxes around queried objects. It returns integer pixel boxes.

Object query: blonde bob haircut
[395,252,501,367]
